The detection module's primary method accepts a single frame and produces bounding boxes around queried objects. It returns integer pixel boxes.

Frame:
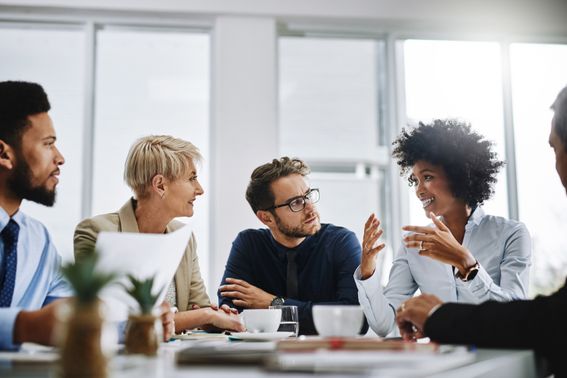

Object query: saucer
[229,331,294,341]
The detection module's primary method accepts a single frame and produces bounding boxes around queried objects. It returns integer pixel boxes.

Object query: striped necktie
[0,219,19,307]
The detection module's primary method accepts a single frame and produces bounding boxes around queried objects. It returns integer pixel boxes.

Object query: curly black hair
[0,81,50,147]
[392,119,504,208]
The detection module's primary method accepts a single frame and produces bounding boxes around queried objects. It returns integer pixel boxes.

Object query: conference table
[0,337,545,378]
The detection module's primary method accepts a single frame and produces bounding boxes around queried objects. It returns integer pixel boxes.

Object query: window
[279,36,387,259]
[92,28,211,284]
[0,24,211,280]
[403,39,509,226]
[0,26,86,262]
[510,43,567,294]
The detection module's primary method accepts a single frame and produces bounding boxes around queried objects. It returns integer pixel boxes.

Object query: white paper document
[95,225,192,322]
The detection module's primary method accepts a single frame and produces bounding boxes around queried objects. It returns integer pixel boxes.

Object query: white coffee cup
[241,309,282,333]
[312,305,364,337]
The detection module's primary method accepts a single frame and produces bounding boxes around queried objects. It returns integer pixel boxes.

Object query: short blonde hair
[124,135,202,197]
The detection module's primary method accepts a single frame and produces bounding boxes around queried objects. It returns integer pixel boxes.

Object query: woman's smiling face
[410,160,464,218]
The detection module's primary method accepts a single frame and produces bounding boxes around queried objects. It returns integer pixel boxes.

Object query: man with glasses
[218,157,366,335]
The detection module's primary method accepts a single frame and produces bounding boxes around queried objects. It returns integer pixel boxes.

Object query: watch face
[271,297,285,306]
[466,267,479,281]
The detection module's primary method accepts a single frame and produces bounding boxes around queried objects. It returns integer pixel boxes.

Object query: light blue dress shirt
[0,206,72,350]
[355,207,532,336]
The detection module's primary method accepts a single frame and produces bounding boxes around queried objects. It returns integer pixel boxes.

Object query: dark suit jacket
[425,279,567,376]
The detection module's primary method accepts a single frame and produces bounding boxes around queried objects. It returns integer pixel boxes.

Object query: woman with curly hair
[354,119,532,337]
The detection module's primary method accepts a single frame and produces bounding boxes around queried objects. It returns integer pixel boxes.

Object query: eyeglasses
[265,188,320,212]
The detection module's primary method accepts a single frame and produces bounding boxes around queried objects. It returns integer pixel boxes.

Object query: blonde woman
[74,135,243,333]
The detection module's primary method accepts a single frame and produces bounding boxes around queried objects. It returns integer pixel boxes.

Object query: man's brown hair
[245,157,310,213]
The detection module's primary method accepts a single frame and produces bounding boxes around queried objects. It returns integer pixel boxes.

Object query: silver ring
[419,241,424,250]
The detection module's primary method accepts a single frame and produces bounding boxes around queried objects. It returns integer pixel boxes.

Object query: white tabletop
[0,339,541,378]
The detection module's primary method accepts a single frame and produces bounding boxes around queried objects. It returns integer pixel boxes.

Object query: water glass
[269,305,299,336]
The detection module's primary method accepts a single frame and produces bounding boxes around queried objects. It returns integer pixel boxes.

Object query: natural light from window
[511,43,567,295]
[403,39,508,228]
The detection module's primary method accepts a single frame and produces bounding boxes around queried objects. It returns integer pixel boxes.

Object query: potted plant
[123,275,163,356]
[59,252,116,378]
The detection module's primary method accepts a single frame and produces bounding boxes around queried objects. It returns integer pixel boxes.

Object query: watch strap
[456,261,480,282]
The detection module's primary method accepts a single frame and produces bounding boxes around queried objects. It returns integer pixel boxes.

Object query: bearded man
[218,157,366,335]
[0,81,71,349]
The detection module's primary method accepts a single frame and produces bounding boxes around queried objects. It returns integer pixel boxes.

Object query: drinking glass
[269,305,299,336]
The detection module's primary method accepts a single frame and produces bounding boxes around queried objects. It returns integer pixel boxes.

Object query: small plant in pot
[123,274,163,356]
[59,252,116,378]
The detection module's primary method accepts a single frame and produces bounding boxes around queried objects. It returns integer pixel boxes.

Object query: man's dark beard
[8,156,56,206]
[273,212,319,239]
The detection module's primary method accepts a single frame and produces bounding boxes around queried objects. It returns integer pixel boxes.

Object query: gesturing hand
[395,294,443,341]
[360,213,386,280]
[402,212,476,275]
[219,277,274,309]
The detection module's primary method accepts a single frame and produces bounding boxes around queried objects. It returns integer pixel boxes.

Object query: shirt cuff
[458,263,493,297]
[0,307,23,350]
[427,304,442,318]
[354,265,382,293]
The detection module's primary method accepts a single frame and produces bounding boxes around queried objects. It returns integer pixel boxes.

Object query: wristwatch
[456,261,480,282]
[270,297,285,306]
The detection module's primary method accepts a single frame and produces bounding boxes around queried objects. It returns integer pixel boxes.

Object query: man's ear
[256,210,274,227]
[151,174,167,198]
[0,139,15,170]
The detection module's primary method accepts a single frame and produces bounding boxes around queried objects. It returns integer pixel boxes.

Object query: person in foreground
[0,81,71,349]
[396,86,567,377]
[355,119,532,336]
[218,157,367,335]
[74,135,243,333]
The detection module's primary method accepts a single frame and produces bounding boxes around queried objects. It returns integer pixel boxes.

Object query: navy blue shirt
[219,223,366,335]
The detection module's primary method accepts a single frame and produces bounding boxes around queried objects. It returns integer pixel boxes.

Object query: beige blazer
[73,198,211,311]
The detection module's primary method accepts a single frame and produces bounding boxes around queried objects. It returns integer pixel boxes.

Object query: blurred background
[1,0,566,300]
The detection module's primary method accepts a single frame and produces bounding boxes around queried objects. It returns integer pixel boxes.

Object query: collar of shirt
[465,206,485,230]
[0,207,25,232]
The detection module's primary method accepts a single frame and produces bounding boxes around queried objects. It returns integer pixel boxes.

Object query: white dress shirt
[355,207,532,336]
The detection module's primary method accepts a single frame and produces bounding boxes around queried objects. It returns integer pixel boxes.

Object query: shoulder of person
[320,223,359,244]
[478,213,528,234]
[18,212,53,243]
[76,212,120,233]
[237,227,271,239]
[230,228,273,249]
[321,223,355,237]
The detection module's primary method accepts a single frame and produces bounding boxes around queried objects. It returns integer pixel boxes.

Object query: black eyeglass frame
[263,188,320,213]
